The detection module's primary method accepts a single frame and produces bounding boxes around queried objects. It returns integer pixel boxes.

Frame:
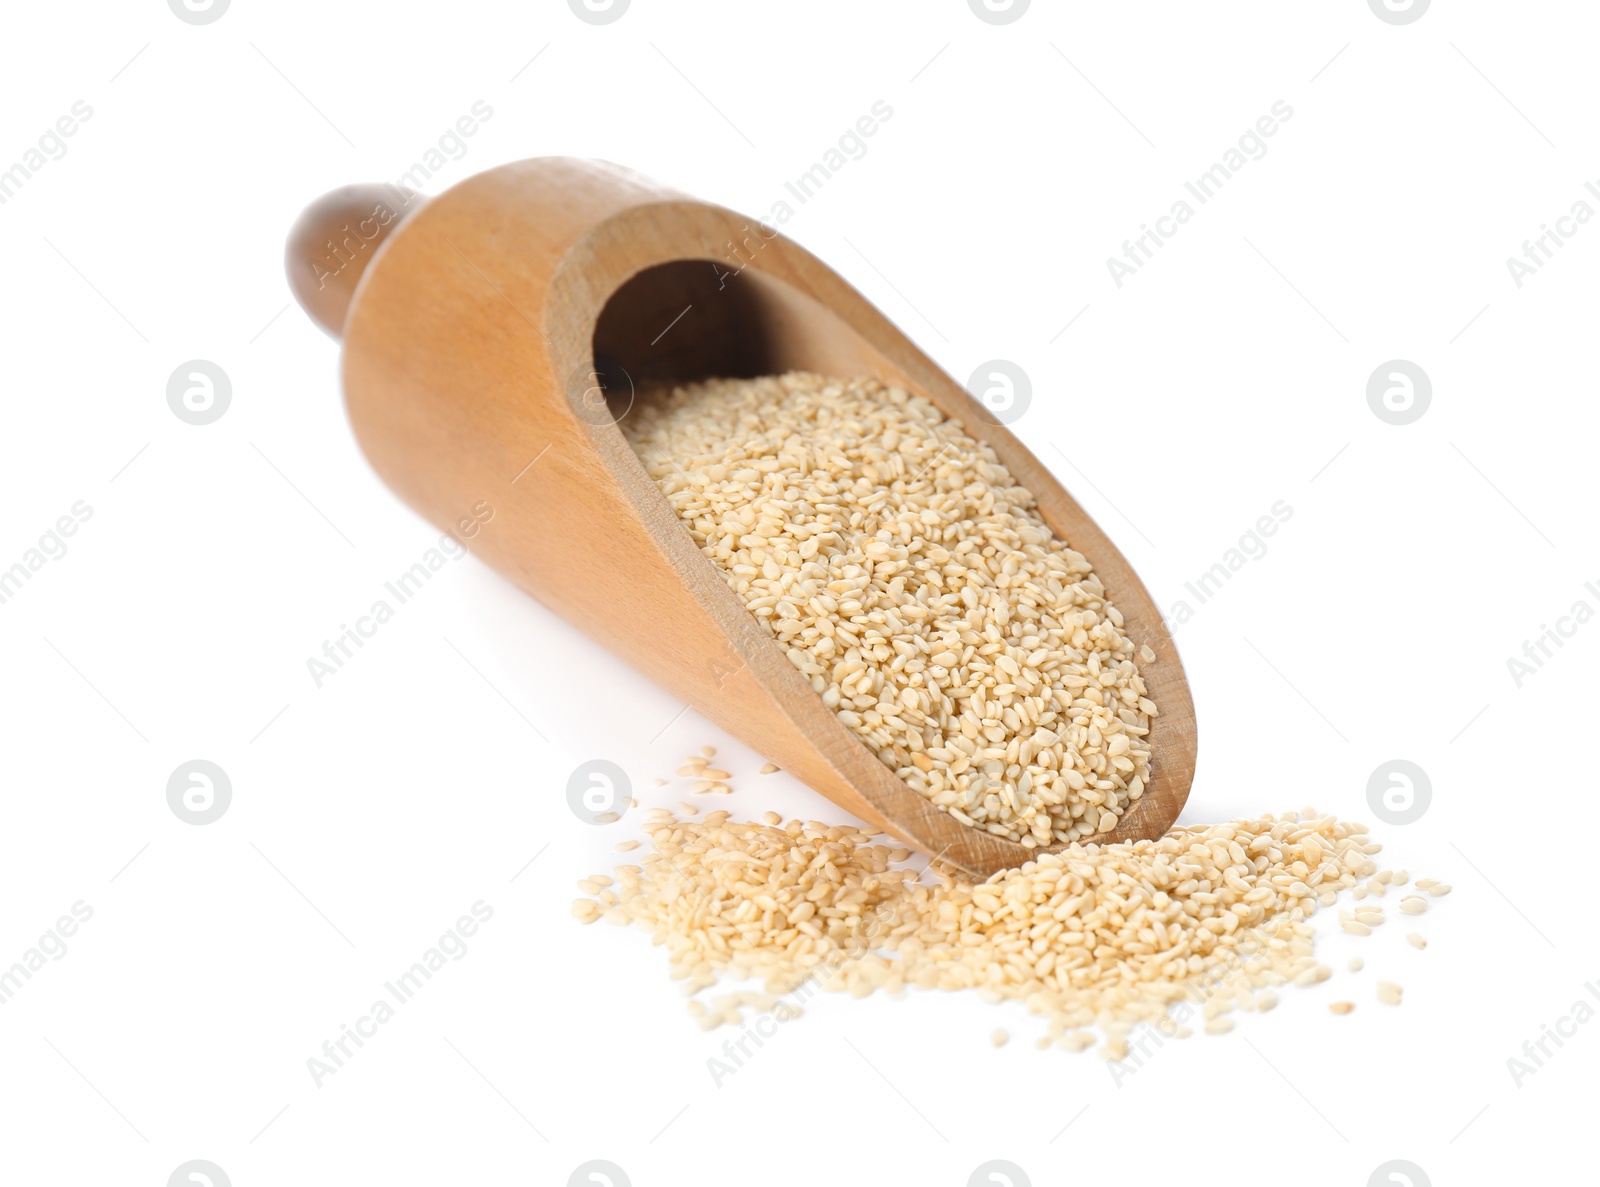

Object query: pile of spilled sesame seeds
[574,755,1448,1058]
[587,373,1446,1054]
[623,372,1155,847]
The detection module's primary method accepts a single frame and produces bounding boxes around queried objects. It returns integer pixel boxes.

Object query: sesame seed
[623,373,1158,845]
[573,787,1430,1049]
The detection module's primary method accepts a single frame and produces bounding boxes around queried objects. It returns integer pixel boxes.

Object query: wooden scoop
[285,157,1196,877]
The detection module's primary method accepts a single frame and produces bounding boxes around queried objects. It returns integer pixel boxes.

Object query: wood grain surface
[295,158,1197,877]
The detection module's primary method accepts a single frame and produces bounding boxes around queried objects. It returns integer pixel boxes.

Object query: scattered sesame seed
[573,793,1422,1052]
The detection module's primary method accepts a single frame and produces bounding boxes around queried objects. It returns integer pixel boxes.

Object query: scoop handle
[285,183,421,338]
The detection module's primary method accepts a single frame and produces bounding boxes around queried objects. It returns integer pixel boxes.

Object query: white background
[1,1,1594,1184]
